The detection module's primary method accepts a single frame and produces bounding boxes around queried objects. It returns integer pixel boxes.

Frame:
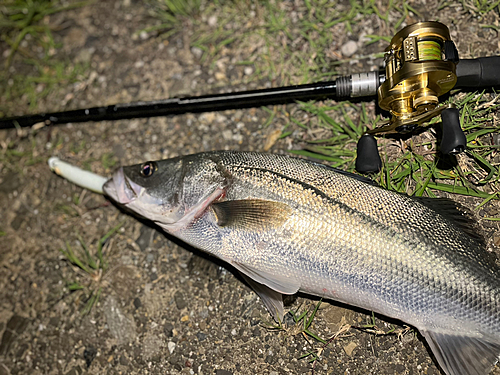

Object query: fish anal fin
[421,329,500,375]
[212,199,291,230]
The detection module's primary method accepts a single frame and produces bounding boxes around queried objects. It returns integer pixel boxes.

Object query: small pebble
[341,40,358,57]
[208,15,218,27]
[191,47,203,59]
[167,341,176,354]
[343,341,357,356]
[215,72,226,81]
[222,129,233,141]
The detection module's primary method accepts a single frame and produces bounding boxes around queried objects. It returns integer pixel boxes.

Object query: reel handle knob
[440,107,466,155]
[356,134,382,173]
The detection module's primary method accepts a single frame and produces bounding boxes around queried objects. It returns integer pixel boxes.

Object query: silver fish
[103,151,500,375]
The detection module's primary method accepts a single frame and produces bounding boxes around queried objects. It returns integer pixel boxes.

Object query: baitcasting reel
[356,21,465,173]
[1,21,499,173]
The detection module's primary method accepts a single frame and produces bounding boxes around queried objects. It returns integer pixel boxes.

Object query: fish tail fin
[421,330,500,375]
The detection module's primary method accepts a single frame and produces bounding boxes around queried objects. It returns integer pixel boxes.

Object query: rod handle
[456,56,500,88]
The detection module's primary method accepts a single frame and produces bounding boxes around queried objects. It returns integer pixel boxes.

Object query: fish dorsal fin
[231,261,300,295]
[421,330,500,375]
[238,272,284,323]
[412,197,485,243]
[212,199,292,230]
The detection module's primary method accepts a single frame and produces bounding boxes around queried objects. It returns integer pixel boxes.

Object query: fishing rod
[1,21,500,173]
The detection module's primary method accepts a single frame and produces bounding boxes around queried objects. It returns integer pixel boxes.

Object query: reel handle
[355,107,466,173]
[440,107,466,155]
[355,134,382,173]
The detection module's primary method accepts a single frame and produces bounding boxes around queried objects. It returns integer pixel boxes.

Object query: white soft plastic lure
[48,157,108,194]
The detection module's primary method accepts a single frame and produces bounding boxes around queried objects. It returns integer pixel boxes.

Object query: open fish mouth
[103,167,143,205]
[103,167,170,225]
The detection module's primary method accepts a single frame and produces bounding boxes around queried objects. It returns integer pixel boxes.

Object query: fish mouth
[103,167,143,204]
[103,167,174,226]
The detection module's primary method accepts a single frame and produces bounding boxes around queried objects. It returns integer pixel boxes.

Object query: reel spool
[356,21,466,173]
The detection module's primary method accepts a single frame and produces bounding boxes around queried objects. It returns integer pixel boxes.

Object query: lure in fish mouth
[105,167,142,204]
[104,151,500,375]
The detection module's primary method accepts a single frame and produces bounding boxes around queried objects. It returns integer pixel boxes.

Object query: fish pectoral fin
[238,273,284,323]
[212,199,291,230]
[421,329,500,375]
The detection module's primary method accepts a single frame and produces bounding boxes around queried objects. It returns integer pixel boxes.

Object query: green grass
[100,152,118,170]
[288,92,500,203]
[1,0,88,68]
[147,0,421,130]
[263,299,330,366]
[1,59,89,112]
[60,222,124,315]
[288,101,376,170]
[0,136,45,173]
[449,0,500,16]
[262,299,414,368]
[150,0,417,86]
[382,92,500,200]
[143,0,201,36]
[0,0,89,114]
[289,300,327,346]
[73,151,117,175]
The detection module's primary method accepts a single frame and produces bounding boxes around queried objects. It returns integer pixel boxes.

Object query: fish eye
[140,161,157,177]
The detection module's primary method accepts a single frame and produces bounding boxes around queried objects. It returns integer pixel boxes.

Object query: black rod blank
[1,56,499,130]
[0,80,338,129]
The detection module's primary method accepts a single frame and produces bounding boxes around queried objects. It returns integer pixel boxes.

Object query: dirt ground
[1,1,500,374]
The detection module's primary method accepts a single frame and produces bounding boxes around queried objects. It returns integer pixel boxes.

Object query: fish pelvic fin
[230,261,300,323]
[231,261,300,295]
[421,330,500,375]
[238,273,284,323]
[212,199,292,231]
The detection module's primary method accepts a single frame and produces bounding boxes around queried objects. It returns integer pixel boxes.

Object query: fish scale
[103,151,500,375]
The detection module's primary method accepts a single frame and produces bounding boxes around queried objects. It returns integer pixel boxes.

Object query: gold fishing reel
[356,21,467,173]
[369,21,459,135]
